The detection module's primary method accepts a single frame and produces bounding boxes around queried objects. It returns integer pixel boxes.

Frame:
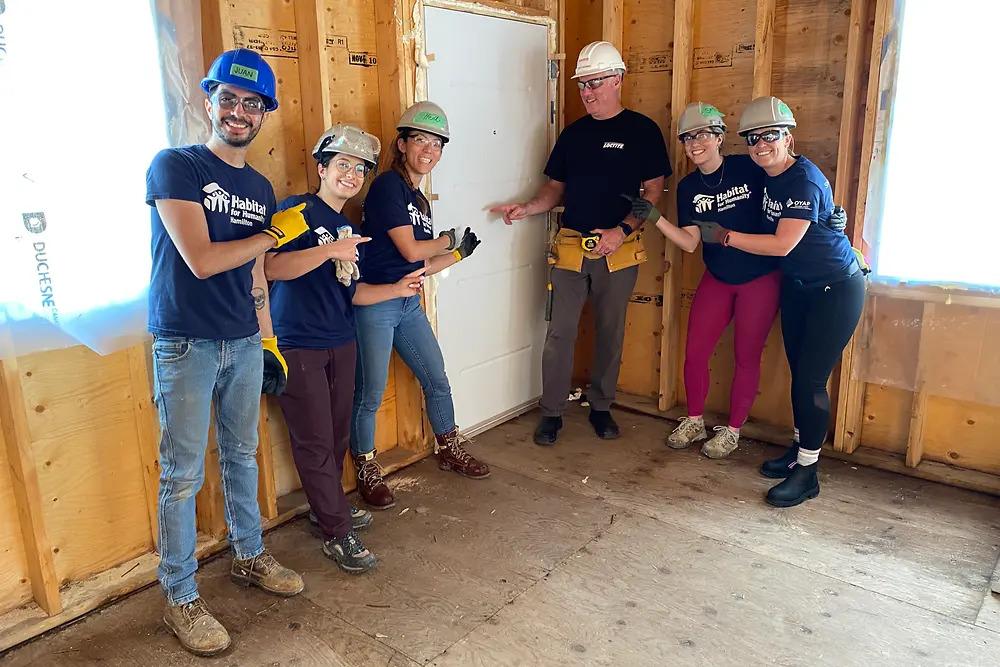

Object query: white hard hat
[312,123,381,168]
[397,100,450,142]
[738,96,797,135]
[573,41,626,79]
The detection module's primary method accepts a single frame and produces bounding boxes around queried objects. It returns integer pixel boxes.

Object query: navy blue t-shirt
[677,154,777,284]
[269,193,360,350]
[760,156,855,282]
[545,109,671,234]
[360,170,433,285]
[146,144,276,339]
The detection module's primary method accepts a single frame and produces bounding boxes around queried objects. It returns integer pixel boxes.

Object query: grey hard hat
[677,102,726,137]
[397,100,450,142]
[738,96,797,135]
[312,123,381,168]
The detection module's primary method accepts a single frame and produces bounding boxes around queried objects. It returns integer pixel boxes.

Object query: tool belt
[548,228,647,273]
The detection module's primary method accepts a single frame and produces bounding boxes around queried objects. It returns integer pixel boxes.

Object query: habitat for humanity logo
[203,182,267,226]
[203,182,231,213]
[693,194,715,214]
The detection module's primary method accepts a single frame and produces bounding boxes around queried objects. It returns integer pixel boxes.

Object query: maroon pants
[276,343,356,540]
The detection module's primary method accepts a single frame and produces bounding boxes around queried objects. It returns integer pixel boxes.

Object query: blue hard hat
[201,48,278,111]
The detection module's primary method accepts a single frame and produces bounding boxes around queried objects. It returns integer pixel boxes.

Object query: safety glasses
[407,133,444,151]
[679,130,722,144]
[744,128,788,146]
[214,92,266,115]
[576,73,619,90]
[330,159,370,177]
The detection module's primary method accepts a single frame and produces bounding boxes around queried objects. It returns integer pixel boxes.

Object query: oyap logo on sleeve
[786,198,812,211]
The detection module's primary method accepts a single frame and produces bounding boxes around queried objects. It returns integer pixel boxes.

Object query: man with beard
[145,48,310,656]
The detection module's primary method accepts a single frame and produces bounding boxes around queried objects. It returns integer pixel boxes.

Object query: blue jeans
[151,333,264,605]
[351,295,455,456]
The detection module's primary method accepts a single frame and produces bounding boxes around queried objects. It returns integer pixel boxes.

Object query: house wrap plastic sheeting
[0,0,207,359]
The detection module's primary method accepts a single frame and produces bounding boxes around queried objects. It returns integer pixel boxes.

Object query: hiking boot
[436,428,490,479]
[230,549,304,596]
[354,451,396,510]
[533,416,562,446]
[765,462,819,508]
[588,409,620,440]
[760,445,799,479]
[163,598,231,656]
[308,506,373,532]
[666,416,708,449]
[323,530,378,573]
[701,426,740,459]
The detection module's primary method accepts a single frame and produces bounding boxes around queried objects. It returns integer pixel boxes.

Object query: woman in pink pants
[630,102,779,458]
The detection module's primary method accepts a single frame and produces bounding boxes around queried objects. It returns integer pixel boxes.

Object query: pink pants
[684,270,781,428]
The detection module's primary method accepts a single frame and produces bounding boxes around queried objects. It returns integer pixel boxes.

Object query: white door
[424,7,551,434]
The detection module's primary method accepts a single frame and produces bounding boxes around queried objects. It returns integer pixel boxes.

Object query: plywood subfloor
[3,408,1000,666]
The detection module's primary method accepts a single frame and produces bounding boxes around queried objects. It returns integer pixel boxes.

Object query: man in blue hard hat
[145,48,309,656]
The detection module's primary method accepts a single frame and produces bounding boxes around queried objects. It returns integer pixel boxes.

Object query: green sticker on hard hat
[777,101,792,116]
[413,111,446,129]
[700,104,721,117]
[230,63,259,82]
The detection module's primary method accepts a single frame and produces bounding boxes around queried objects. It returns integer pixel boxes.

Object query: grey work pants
[540,259,639,416]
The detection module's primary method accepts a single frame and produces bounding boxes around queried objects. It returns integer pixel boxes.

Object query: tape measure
[581,235,600,252]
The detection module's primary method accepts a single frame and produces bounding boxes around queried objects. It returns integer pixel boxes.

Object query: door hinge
[550,101,556,125]
[548,59,559,80]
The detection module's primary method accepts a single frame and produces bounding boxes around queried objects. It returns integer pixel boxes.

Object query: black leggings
[780,272,866,453]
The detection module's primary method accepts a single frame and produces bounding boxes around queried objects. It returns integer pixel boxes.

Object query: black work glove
[453,227,481,260]
[261,336,287,395]
[694,220,730,245]
[827,205,848,233]
[438,227,459,250]
[620,193,661,226]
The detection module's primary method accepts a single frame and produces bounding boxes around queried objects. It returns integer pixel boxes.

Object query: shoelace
[182,599,210,626]
[358,460,384,485]
[248,550,279,575]
[342,531,367,556]
[443,431,474,462]
[711,425,739,444]
[675,417,704,438]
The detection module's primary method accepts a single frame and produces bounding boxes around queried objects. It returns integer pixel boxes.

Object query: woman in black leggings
[693,96,865,507]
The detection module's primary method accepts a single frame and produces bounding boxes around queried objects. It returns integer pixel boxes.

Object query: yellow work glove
[262,202,310,248]
[261,336,288,395]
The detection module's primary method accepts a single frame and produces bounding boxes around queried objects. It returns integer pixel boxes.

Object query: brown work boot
[354,451,396,510]
[163,598,231,656]
[436,428,490,479]
[230,549,304,596]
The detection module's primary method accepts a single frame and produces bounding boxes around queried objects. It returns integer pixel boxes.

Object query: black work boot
[588,410,620,440]
[765,463,819,508]
[760,445,799,479]
[533,416,563,446]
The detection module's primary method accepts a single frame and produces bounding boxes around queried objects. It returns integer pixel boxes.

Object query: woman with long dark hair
[350,101,489,510]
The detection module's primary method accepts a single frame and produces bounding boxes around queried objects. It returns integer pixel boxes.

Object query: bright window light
[874,2,1000,290]
[0,2,167,354]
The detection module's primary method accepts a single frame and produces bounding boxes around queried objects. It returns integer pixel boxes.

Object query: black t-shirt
[269,193,360,350]
[677,154,778,284]
[360,170,433,285]
[544,109,671,234]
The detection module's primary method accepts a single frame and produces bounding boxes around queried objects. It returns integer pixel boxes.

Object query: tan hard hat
[738,96,797,135]
[573,41,626,79]
[397,100,450,142]
[677,102,726,137]
[312,123,381,168]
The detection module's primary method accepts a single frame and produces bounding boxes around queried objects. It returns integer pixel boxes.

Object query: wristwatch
[617,221,633,237]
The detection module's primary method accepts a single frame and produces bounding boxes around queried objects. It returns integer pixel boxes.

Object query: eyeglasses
[744,129,788,146]
[214,93,266,115]
[680,130,721,144]
[407,133,444,151]
[330,158,369,177]
[576,73,619,90]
